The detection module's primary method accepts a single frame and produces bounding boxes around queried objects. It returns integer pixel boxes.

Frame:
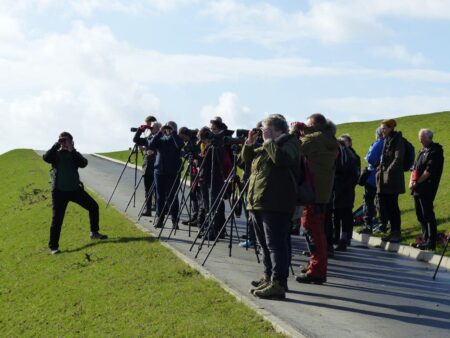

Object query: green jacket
[242,134,301,214]
[300,125,339,204]
[376,131,405,194]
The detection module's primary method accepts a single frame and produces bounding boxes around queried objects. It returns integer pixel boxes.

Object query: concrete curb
[85,167,307,338]
[353,232,449,270]
[92,153,143,171]
[132,223,307,338]
[95,153,449,273]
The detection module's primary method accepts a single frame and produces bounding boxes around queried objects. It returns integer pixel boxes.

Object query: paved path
[77,154,450,338]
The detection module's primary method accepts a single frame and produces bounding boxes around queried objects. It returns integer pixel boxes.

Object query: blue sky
[1,0,450,154]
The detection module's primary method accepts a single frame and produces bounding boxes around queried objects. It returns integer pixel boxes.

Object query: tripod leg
[432,237,449,280]
[106,144,137,208]
[125,175,144,212]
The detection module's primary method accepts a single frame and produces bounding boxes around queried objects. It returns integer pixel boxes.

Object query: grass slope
[336,111,450,252]
[0,149,283,337]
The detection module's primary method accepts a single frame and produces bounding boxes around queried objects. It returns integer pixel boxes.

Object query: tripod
[157,155,194,239]
[106,144,140,208]
[192,145,246,259]
[432,235,449,280]
[136,180,156,221]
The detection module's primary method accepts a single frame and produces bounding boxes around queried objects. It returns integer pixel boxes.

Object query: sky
[1,0,450,154]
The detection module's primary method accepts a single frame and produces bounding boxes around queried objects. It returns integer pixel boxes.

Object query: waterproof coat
[241,134,301,214]
[43,143,87,191]
[413,142,444,199]
[300,125,339,204]
[148,131,184,176]
[376,131,405,194]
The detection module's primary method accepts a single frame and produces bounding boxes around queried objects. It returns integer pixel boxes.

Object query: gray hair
[263,114,289,133]
[419,128,433,139]
[375,127,383,139]
[152,122,162,131]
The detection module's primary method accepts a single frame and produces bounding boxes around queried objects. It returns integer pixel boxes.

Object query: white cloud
[202,0,450,47]
[319,95,450,123]
[372,45,428,66]
[200,92,253,130]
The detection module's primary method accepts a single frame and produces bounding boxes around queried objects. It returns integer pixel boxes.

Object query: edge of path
[92,153,450,271]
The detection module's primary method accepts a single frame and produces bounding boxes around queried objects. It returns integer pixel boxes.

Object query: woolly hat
[381,119,397,129]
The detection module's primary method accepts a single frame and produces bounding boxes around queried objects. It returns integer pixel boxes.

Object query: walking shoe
[295,273,326,284]
[90,232,108,240]
[188,220,198,226]
[141,210,152,217]
[50,249,61,255]
[335,240,347,252]
[181,219,190,225]
[253,280,286,300]
[358,227,372,234]
[382,232,401,243]
[239,240,255,248]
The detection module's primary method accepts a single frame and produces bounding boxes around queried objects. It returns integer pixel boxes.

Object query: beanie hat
[381,119,397,129]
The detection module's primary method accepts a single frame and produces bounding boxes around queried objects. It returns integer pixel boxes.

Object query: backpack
[336,145,360,185]
[402,137,415,171]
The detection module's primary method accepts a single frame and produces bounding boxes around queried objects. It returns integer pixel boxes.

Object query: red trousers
[301,204,327,277]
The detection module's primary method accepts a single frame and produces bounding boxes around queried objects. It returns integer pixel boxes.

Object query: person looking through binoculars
[149,121,184,229]
[43,132,108,255]
[179,127,201,226]
[242,114,301,300]
[196,118,233,239]
[133,115,160,216]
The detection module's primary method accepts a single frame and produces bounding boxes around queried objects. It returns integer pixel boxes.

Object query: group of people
[43,113,444,302]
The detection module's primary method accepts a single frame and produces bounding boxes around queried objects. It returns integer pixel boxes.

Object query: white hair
[419,128,433,139]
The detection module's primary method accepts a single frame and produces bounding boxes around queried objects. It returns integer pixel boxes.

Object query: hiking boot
[50,249,61,255]
[250,274,270,288]
[253,280,286,300]
[90,232,108,240]
[141,210,152,217]
[295,273,326,285]
[181,219,190,225]
[172,221,179,230]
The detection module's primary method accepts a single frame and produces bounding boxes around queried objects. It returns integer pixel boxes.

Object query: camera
[130,125,151,132]
[179,127,198,139]
[235,128,261,139]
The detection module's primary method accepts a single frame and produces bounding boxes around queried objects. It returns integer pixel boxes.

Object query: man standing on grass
[43,132,108,255]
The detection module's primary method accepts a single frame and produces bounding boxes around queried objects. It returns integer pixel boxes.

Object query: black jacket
[148,131,184,175]
[413,142,444,199]
[133,129,156,175]
[333,145,360,209]
[42,143,87,191]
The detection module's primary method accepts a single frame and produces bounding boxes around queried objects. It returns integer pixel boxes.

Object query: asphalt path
[59,153,450,338]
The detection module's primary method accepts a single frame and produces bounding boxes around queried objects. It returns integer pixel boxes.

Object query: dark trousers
[208,178,226,234]
[49,188,99,250]
[143,171,154,212]
[155,172,180,223]
[198,181,209,226]
[363,184,377,226]
[251,210,291,283]
[379,193,401,233]
[414,196,437,246]
[333,207,353,241]
[188,188,200,220]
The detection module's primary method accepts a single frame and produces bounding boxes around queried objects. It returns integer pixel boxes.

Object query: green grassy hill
[0,149,282,337]
[336,111,449,250]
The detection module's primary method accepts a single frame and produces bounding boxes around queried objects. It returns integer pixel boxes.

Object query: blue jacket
[365,139,384,187]
[148,131,184,175]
